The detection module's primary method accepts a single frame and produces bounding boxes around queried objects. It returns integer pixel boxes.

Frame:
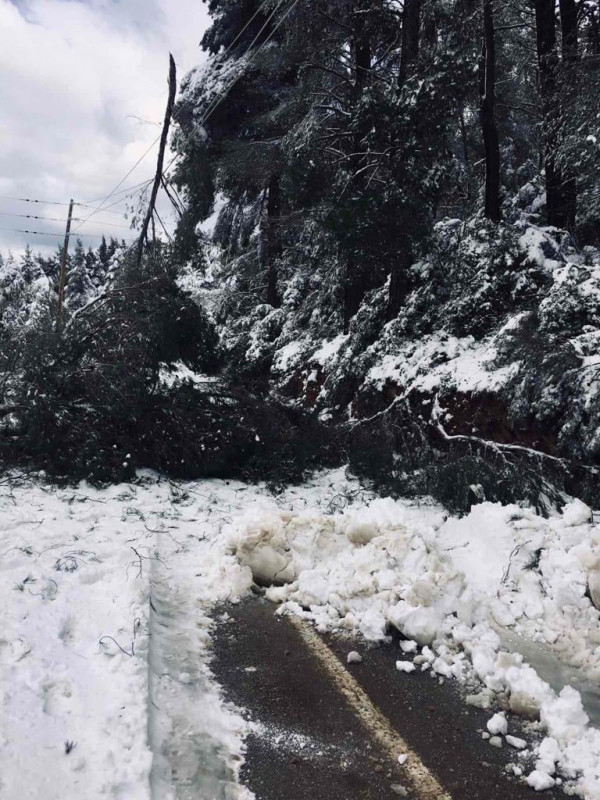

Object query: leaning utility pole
[136,54,177,267]
[57,198,74,323]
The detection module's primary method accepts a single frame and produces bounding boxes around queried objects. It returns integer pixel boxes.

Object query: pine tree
[20,245,41,285]
[65,239,95,311]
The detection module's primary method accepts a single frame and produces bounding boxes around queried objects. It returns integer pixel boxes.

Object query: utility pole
[57,198,74,323]
[136,54,177,267]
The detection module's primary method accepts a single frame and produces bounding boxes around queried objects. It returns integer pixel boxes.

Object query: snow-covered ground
[0,474,254,800]
[2,469,600,799]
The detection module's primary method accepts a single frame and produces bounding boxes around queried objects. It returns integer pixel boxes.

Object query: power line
[0,210,131,230]
[90,179,154,215]
[73,203,126,216]
[198,0,289,129]
[0,195,72,207]
[74,1,298,242]
[218,0,277,60]
[1,2,290,241]
[163,0,301,178]
[159,0,277,188]
[0,226,107,239]
[0,0,303,247]
[80,177,154,205]
[0,211,69,224]
[0,194,126,216]
[71,134,162,233]
[73,217,132,230]
[163,6,281,179]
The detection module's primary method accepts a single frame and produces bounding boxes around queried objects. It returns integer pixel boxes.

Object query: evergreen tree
[175,0,475,324]
[20,245,42,285]
[98,235,110,271]
[85,246,100,286]
[65,239,95,310]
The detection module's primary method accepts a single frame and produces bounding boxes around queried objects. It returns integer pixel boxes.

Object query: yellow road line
[287,616,454,800]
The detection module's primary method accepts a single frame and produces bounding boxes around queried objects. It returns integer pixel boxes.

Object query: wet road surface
[211,598,560,800]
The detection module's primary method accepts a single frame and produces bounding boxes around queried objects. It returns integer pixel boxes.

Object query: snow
[229,481,600,798]
[272,339,306,373]
[561,498,593,527]
[506,735,527,749]
[486,712,508,736]
[311,334,348,367]
[364,331,517,398]
[0,480,153,799]
[0,473,256,800]
[518,226,561,268]
[347,650,363,664]
[527,770,556,791]
[400,639,418,653]
[158,360,219,388]
[3,467,600,799]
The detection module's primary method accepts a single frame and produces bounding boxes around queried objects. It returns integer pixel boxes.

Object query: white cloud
[0,0,210,253]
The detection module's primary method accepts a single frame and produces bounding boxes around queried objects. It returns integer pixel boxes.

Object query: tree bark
[386,0,422,321]
[558,0,578,230]
[265,174,281,307]
[399,0,422,84]
[344,1,372,329]
[386,245,412,321]
[559,0,578,63]
[480,0,502,222]
[534,0,566,229]
[354,32,371,100]
[422,11,437,51]
[459,102,470,169]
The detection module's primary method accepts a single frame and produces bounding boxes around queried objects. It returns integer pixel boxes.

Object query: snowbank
[227,491,600,797]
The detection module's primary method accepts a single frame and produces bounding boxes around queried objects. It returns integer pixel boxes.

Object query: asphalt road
[210,598,561,800]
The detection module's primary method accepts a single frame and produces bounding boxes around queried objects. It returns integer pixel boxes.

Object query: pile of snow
[227,491,600,797]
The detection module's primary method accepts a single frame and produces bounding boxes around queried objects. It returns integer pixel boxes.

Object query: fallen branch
[98,635,134,657]
[431,395,599,474]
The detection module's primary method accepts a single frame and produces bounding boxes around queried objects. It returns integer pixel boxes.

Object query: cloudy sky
[0,0,210,254]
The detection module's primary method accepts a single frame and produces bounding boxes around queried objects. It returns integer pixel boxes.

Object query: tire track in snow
[288,615,453,800]
[147,534,251,800]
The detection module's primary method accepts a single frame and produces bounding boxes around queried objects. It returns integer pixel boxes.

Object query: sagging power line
[161,0,302,180]
[3,0,304,253]
[72,137,162,234]
[81,177,154,206]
